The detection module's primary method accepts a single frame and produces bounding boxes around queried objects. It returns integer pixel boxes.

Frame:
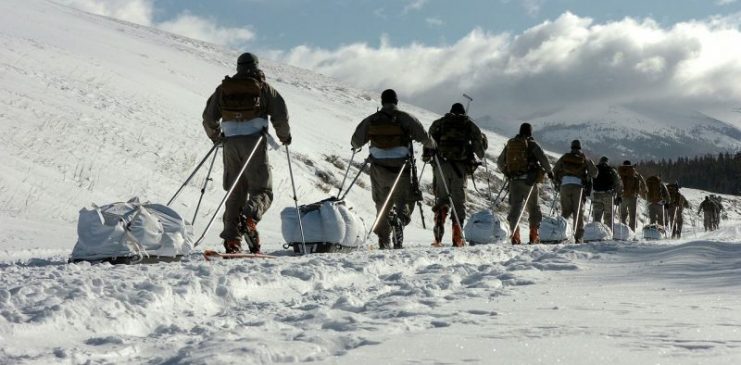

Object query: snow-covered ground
[1,1,740,364]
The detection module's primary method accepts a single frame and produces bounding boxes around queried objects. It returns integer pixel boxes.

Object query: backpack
[368,111,409,149]
[437,115,471,161]
[560,152,587,177]
[220,71,265,121]
[592,164,616,192]
[618,165,638,197]
[645,176,663,203]
[504,137,529,176]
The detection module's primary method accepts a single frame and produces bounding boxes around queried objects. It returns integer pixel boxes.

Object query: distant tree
[637,152,741,195]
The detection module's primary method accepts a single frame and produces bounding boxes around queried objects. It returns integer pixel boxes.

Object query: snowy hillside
[477,104,741,161]
[2,1,741,364]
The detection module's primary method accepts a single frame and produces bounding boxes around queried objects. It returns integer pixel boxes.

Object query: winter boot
[529,226,540,244]
[452,222,464,247]
[239,214,261,254]
[389,211,404,249]
[378,235,391,250]
[432,206,448,247]
[511,227,522,245]
[224,239,242,254]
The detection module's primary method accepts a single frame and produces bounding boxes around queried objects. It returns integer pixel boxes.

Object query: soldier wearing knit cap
[591,155,622,227]
[552,139,598,242]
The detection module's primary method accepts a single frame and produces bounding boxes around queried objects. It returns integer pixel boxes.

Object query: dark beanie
[381,89,398,105]
[571,139,581,150]
[519,123,532,137]
[450,103,466,115]
[237,52,259,72]
[622,160,632,166]
[599,156,608,164]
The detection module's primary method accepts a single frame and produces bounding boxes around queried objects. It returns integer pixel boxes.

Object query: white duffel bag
[539,216,573,243]
[281,198,366,252]
[642,224,666,241]
[582,222,612,242]
[612,222,634,241]
[71,197,193,264]
[464,209,509,245]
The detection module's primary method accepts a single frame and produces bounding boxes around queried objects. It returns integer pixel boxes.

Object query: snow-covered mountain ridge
[478,104,741,160]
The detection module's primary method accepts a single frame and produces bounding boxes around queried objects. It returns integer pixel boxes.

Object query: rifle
[408,141,427,229]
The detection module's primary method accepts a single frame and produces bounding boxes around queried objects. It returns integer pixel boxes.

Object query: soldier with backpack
[351,89,435,249]
[666,182,690,238]
[645,175,670,226]
[591,156,622,227]
[202,52,291,254]
[425,103,488,247]
[496,123,553,245]
[552,140,598,242]
[617,161,647,231]
[698,196,716,231]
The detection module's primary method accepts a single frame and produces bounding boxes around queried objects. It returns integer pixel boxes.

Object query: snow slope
[1,1,741,364]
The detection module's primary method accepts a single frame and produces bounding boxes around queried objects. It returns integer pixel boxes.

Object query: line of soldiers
[698,195,724,231]
[202,53,722,253]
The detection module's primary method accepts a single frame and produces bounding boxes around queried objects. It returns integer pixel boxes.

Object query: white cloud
[716,0,737,5]
[426,17,444,27]
[403,0,428,14]
[53,0,254,47]
[158,13,255,46]
[275,12,741,120]
[521,0,545,17]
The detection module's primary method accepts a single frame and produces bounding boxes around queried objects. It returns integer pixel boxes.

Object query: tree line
[637,152,741,195]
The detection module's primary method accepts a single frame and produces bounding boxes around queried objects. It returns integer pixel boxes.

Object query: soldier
[351,89,435,249]
[497,123,553,245]
[591,156,622,227]
[666,182,690,238]
[710,195,724,230]
[645,175,670,226]
[617,161,647,231]
[698,196,716,231]
[202,52,291,254]
[425,103,487,247]
[552,140,598,242]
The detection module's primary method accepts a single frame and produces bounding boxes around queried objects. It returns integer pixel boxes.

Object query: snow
[1,0,741,364]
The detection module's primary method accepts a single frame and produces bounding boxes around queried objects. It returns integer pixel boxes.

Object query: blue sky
[149,0,740,49]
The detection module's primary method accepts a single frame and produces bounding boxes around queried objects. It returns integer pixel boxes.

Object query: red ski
[202,249,276,261]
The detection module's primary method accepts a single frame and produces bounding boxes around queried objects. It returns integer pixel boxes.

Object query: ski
[202,249,276,261]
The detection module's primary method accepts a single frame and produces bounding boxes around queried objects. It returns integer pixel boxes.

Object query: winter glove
[280,134,292,146]
[422,148,436,163]
[210,132,225,145]
[614,196,622,205]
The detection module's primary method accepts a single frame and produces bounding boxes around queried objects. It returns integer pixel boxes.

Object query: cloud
[426,17,444,27]
[158,13,255,46]
[521,0,545,17]
[716,0,737,5]
[274,12,741,121]
[403,0,428,14]
[53,0,254,47]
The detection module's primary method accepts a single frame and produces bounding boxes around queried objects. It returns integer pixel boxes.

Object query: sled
[612,222,634,241]
[281,197,366,254]
[642,224,666,241]
[582,222,612,242]
[539,216,573,244]
[464,209,509,245]
[202,249,275,261]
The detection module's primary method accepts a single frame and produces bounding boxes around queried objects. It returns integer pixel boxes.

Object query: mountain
[476,104,741,161]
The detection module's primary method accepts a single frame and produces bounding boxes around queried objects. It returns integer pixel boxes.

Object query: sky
[54,0,741,123]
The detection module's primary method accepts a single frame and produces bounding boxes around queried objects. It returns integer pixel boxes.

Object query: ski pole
[194,135,264,247]
[168,143,220,206]
[339,157,371,200]
[434,155,467,244]
[483,157,494,204]
[511,183,535,240]
[336,148,357,198]
[574,187,585,239]
[286,145,308,255]
[549,181,560,217]
[192,146,219,224]
[366,161,408,243]
[491,179,510,211]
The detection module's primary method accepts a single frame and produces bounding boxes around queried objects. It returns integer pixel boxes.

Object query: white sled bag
[582,222,612,242]
[464,209,509,244]
[281,199,366,247]
[72,197,194,261]
[612,222,634,241]
[539,216,573,243]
